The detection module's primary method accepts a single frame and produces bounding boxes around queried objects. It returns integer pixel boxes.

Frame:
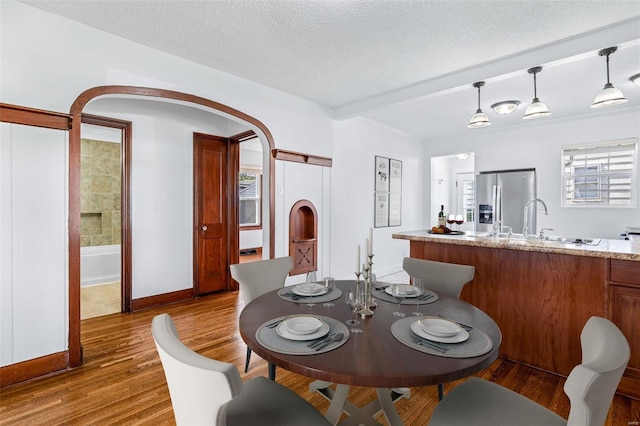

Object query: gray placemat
[372,288,438,305]
[278,287,343,304]
[391,316,493,358]
[256,315,350,355]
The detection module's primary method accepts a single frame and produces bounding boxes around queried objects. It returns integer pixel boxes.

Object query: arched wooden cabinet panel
[289,200,317,276]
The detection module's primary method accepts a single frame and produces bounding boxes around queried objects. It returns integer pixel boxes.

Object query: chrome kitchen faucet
[522,198,549,237]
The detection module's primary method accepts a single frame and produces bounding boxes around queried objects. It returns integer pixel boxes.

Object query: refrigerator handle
[494,184,502,225]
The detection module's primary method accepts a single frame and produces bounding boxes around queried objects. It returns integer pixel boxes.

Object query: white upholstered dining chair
[152,313,330,426]
[402,257,475,299]
[429,316,630,426]
[402,257,475,400]
[229,256,293,376]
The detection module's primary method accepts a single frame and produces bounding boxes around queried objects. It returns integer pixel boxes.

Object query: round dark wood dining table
[239,280,502,387]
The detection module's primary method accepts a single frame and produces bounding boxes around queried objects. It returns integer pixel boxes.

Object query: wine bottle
[438,205,446,227]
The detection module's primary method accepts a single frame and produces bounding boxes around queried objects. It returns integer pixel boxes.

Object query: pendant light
[631,73,640,87]
[523,66,551,120]
[468,81,491,128]
[591,46,628,108]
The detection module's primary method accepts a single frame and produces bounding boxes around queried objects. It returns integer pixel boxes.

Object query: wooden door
[194,133,238,295]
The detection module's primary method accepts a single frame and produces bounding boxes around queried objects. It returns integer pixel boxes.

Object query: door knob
[201,225,208,231]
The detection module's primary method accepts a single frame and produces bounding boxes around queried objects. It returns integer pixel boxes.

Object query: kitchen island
[392,230,640,400]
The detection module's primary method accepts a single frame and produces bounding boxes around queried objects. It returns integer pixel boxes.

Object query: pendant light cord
[533,71,538,99]
[606,54,611,84]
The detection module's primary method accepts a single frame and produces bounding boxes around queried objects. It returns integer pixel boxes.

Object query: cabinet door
[609,284,640,399]
[291,241,316,275]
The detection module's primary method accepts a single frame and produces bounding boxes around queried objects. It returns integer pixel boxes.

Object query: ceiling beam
[332,17,640,120]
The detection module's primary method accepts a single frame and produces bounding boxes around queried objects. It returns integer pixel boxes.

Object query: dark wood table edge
[239,281,502,388]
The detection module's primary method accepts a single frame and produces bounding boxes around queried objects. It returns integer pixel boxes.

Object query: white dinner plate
[283,315,323,335]
[384,284,422,298]
[411,320,469,343]
[419,317,461,337]
[292,283,329,296]
[276,321,330,341]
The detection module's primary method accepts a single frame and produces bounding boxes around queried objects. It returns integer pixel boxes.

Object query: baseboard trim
[131,288,193,312]
[0,351,69,388]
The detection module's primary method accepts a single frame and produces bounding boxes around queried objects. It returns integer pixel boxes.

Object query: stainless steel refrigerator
[475,169,537,234]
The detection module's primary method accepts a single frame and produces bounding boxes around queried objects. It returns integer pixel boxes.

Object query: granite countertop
[392,230,640,261]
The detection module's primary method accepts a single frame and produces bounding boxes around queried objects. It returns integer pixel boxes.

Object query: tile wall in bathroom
[80,139,121,247]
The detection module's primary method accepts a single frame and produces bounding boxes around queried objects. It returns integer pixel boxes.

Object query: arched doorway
[68,86,276,367]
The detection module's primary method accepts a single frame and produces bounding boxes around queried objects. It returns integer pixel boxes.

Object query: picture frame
[375,156,389,192]
[389,159,402,193]
[374,192,389,228]
[389,193,402,227]
[373,156,402,227]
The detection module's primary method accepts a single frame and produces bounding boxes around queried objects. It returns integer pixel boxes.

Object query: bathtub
[80,244,121,287]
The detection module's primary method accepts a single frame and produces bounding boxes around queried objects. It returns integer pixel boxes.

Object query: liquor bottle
[438,205,446,227]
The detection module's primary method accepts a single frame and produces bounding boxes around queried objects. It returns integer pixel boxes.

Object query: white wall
[424,109,640,239]
[83,105,243,298]
[331,119,425,280]
[1,2,333,156]
[1,124,68,365]
[276,160,332,286]
[0,1,337,366]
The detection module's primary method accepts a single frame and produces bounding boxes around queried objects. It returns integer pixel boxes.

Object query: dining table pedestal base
[309,380,410,426]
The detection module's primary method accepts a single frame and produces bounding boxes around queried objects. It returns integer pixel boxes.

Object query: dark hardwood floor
[0,289,638,425]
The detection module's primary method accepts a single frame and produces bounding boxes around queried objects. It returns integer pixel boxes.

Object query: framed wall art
[375,156,389,192]
[373,156,402,227]
[374,192,389,228]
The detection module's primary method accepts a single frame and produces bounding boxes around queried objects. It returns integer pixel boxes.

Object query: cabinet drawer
[610,259,640,286]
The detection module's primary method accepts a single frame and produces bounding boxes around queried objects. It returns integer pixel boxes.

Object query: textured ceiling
[20,0,640,139]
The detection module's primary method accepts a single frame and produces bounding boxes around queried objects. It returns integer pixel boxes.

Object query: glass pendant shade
[468,109,491,128]
[523,66,550,120]
[591,47,627,109]
[591,83,627,108]
[468,81,491,129]
[631,73,640,87]
[523,98,551,119]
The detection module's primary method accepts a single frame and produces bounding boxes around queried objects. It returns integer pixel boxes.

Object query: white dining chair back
[152,313,242,425]
[564,316,630,425]
[230,256,293,374]
[402,257,475,400]
[429,316,630,426]
[230,256,293,304]
[152,313,330,426]
[402,257,474,299]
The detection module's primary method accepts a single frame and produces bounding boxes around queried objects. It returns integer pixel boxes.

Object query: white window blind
[561,138,638,207]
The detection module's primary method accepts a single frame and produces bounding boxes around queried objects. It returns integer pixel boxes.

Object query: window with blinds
[239,170,262,226]
[562,138,638,207]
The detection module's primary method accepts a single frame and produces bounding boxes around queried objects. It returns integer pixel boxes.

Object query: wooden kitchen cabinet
[608,260,640,400]
[405,238,639,400]
[410,241,606,378]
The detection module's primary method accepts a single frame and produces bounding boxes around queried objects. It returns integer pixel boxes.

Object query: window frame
[239,169,262,229]
[561,138,638,208]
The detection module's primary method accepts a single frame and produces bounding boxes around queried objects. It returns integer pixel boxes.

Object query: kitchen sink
[468,233,601,246]
[545,236,601,246]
